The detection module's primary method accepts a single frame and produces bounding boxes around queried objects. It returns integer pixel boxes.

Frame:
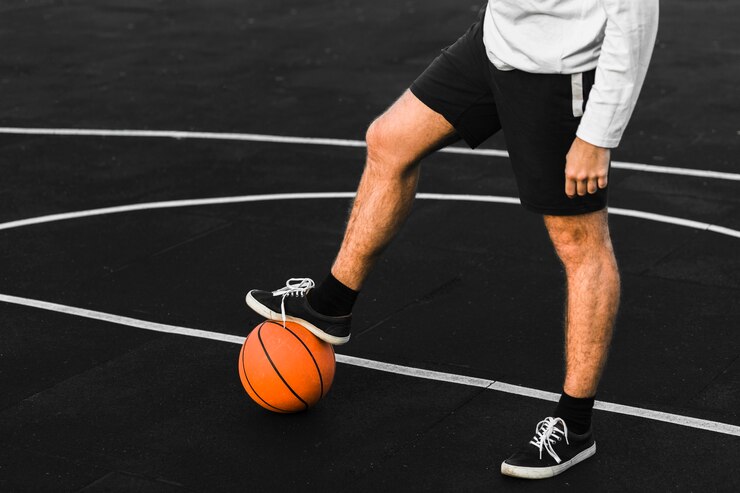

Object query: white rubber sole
[245,291,350,346]
[500,442,596,479]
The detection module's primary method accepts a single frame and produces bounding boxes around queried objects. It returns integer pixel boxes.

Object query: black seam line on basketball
[242,325,288,413]
[242,345,288,413]
[242,323,289,413]
[280,322,324,397]
[258,323,309,411]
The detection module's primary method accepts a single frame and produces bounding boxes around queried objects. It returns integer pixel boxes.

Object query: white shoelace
[271,277,315,327]
[529,417,569,464]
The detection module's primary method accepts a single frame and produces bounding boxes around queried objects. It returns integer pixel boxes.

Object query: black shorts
[409,10,607,215]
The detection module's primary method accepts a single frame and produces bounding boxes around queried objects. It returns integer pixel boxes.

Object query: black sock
[307,273,358,316]
[553,392,595,435]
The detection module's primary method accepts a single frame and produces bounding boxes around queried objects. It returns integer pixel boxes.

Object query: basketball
[238,320,336,413]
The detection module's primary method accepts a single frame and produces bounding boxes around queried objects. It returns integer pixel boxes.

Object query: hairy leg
[331,90,458,290]
[544,209,621,398]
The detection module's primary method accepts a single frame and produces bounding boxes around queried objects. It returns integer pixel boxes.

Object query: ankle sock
[307,273,358,316]
[553,391,595,435]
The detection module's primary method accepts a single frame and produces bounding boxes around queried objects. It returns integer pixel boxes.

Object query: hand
[564,137,611,198]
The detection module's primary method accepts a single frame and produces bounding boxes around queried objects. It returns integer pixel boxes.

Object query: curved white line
[0,192,738,240]
[0,192,356,232]
[0,192,737,436]
[1,292,738,437]
[1,126,738,181]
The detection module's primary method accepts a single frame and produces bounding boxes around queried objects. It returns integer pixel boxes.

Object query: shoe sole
[245,291,351,346]
[500,442,596,479]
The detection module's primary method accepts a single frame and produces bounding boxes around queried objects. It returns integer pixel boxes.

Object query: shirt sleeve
[576,0,659,148]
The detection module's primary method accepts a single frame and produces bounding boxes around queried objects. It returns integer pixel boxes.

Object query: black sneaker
[500,417,596,479]
[245,278,351,345]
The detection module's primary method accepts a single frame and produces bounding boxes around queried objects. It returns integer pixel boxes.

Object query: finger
[576,179,588,196]
[565,177,576,198]
[587,178,598,194]
[598,176,608,189]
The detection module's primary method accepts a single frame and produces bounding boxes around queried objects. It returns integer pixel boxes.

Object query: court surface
[1,1,739,491]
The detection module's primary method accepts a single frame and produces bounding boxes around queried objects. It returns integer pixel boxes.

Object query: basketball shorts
[409,9,608,215]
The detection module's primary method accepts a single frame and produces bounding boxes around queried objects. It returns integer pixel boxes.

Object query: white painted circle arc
[0,192,737,240]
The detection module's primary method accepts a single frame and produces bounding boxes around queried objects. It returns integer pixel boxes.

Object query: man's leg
[248,7,497,342]
[331,90,458,291]
[544,209,620,401]
[246,89,458,344]
[501,209,618,479]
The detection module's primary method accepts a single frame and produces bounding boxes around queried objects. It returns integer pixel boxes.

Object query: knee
[364,117,385,159]
[551,230,591,266]
[546,216,614,267]
[550,222,588,249]
[365,116,418,175]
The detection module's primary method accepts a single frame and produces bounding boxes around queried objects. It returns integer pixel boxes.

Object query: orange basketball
[238,320,336,413]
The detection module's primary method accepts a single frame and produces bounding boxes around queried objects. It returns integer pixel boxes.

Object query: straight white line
[417,192,520,205]
[438,147,510,159]
[1,292,738,438]
[1,192,738,241]
[591,402,739,435]
[337,354,496,388]
[0,294,245,345]
[0,127,369,148]
[1,126,738,181]
[610,160,740,181]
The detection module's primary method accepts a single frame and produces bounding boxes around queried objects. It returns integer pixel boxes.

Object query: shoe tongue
[539,419,565,439]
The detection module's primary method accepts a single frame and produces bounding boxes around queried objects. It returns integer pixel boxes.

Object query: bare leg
[331,90,458,290]
[544,209,621,398]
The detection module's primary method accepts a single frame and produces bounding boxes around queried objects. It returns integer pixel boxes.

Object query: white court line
[0,192,738,438]
[1,126,738,181]
[1,192,738,239]
[1,292,738,438]
[0,192,356,232]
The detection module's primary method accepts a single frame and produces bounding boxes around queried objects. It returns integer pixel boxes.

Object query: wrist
[574,136,607,151]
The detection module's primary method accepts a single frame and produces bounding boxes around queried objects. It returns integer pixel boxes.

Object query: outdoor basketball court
[1,0,738,491]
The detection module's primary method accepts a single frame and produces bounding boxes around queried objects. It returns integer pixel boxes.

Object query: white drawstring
[271,277,315,327]
[529,417,569,464]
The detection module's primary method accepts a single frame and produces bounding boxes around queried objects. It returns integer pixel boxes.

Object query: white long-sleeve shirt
[482,0,659,148]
